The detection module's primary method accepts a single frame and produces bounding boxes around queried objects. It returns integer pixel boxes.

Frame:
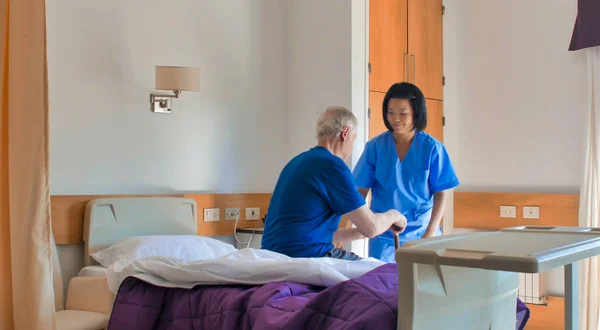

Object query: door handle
[411,54,416,83]
[404,53,409,82]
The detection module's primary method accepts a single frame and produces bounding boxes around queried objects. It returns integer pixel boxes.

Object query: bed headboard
[82,197,197,266]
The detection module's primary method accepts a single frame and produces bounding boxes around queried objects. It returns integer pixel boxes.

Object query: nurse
[352,82,459,263]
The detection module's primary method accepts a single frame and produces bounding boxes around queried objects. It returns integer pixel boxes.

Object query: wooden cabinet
[369,0,443,100]
[408,0,444,101]
[368,0,444,142]
[424,99,443,142]
[368,91,387,140]
[369,0,408,93]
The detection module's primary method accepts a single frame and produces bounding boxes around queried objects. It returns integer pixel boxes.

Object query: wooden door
[408,0,443,100]
[368,91,387,139]
[369,0,408,93]
[424,99,443,142]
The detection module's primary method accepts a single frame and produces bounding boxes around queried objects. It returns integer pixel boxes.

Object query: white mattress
[77,265,107,277]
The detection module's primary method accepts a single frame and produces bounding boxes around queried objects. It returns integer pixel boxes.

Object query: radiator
[518,272,548,305]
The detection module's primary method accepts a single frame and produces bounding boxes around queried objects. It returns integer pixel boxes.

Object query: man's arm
[334,205,407,244]
[333,227,365,245]
[346,205,406,238]
[332,188,373,245]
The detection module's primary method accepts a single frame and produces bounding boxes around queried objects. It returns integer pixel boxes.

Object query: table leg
[564,263,579,330]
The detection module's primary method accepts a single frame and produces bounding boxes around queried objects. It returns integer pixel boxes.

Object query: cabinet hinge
[368,62,372,73]
[443,116,446,126]
[442,6,445,15]
[442,76,446,86]
[368,107,371,119]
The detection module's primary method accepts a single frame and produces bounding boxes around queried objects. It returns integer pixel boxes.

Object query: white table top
[395,226,600,273]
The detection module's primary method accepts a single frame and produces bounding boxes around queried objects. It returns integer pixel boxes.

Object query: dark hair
[382,82,427,132]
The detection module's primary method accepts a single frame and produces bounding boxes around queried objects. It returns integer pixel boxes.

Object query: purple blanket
[107,263,530,330]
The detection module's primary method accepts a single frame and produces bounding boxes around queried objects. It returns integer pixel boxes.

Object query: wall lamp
[150,66,200,113]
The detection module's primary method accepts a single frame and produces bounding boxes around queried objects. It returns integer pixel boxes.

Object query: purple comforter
[107,263,530,330]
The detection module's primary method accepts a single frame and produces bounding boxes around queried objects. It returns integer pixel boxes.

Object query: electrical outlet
[523,206,540,219]
[203,208,220,222]
[225,207,240,221]
[500,205,516,218]
[245,207,260,220]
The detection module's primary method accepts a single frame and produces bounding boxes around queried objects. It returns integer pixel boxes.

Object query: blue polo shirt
[261,146,366,258]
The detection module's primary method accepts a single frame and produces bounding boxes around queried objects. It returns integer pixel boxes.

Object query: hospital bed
[71,196,531,329]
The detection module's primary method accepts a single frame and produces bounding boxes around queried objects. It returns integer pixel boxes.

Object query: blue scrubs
[353,131,459,263]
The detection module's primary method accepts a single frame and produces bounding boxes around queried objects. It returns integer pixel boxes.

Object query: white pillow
[91,235,237,268]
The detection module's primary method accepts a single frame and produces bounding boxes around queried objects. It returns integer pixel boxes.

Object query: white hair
[316,106,358,140]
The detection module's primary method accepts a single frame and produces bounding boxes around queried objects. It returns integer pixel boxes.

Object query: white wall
[286,0,353,159]
[442,0,587,297]
[47,0,289,196]
[451,0,586,193]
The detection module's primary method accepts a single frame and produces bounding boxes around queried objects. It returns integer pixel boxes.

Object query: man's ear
[340,126,349,141]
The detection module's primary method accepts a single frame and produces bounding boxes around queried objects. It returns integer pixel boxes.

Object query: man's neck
[317,139,343,159]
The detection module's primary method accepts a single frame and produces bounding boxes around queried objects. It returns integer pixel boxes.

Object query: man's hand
[387,210,407,234]
[391,224,405,234]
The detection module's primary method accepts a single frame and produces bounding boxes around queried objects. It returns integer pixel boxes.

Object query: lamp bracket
[150,90,181,113]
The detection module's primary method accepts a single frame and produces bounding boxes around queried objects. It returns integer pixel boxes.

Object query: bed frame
[82,197,198,266]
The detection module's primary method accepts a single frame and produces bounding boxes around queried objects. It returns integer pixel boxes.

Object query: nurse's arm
[423,190,450,238]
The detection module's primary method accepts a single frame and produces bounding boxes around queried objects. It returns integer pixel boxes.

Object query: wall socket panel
[203,208,220,222]
[245,207,260,220]
[225,208,240,221]
[523,206,540,219]
[500,205,517,218]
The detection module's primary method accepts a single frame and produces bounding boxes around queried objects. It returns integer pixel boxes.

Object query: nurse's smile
[386,98,414,134]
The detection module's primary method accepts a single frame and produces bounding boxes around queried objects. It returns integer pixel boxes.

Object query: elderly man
[261,106,407,260]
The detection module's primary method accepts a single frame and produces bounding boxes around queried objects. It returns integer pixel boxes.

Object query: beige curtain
[579,46,600,330]
[0,0,56,329]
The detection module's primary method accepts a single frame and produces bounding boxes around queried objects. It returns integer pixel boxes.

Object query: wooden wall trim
[454,192,579,230]
[187,193,271,237]
[51,193,271,244]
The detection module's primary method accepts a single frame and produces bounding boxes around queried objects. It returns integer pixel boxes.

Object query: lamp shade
[155,66,200,92]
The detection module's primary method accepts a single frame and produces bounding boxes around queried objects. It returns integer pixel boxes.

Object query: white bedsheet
[106,248,384,294]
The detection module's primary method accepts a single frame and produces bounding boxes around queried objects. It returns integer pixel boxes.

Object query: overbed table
[395,226,600,330]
